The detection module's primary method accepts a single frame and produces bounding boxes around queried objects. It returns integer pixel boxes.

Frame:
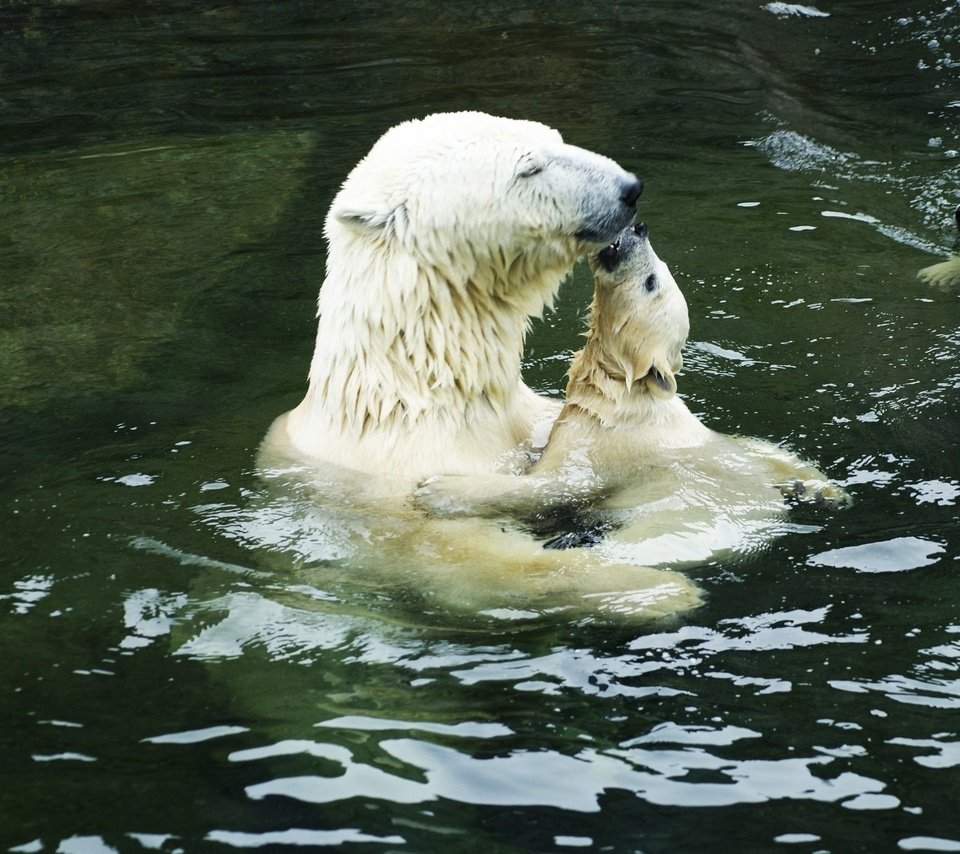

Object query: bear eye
[516,159,544,179]
[644,274,658,292]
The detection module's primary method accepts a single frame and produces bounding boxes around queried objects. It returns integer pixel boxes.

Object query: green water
[2,1,959,851]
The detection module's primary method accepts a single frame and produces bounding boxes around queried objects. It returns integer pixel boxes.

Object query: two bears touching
[257,111,849,618]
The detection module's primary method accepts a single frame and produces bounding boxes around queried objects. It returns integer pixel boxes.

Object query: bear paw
[781,479,852,510]
[414,475,494,518]
[918,256,960,289]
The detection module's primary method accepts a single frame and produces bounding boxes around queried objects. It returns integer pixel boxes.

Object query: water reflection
[230,731,888,812]
[140,604,891,824]
[747,126,956,256]
[832,628,960,711]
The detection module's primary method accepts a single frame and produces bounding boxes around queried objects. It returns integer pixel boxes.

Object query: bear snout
[615,223,647,258]
[594,223,650,272]
[619,177,644,208]
[576,176,643,244]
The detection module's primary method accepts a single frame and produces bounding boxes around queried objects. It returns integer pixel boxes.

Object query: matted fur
[251,115,704,620]
[261,111,642,482]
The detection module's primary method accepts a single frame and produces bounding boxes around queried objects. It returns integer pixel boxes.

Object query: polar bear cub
[419,223,849,565]
[260,112,643,488]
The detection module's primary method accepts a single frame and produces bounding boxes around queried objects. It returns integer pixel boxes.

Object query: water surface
[2,2,959,851]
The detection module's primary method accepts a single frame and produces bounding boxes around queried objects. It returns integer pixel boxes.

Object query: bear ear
[334,204,410,243]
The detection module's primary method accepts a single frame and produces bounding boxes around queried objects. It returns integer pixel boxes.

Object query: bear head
[586,222,689,400]
[325,112,642,302]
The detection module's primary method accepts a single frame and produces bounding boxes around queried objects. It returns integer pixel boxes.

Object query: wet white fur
[261,111,640,482]
[253,115,702,620]
[416,227,849,567]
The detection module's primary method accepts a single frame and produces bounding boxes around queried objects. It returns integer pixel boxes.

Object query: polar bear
[260,111,643,490]
[248,114,707,620]
[417,222,849,566]
[917,204,960,289]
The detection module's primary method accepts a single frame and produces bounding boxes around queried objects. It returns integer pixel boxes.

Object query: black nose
[619,177,643,208]
[633,222,648,239]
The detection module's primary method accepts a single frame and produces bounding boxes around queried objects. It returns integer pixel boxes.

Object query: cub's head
[586,223,689,399]
[325,112,642,304]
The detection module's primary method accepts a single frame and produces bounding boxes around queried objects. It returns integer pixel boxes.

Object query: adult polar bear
[260,111,643,486]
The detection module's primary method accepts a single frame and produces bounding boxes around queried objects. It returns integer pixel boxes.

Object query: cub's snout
[593,222,653,274]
